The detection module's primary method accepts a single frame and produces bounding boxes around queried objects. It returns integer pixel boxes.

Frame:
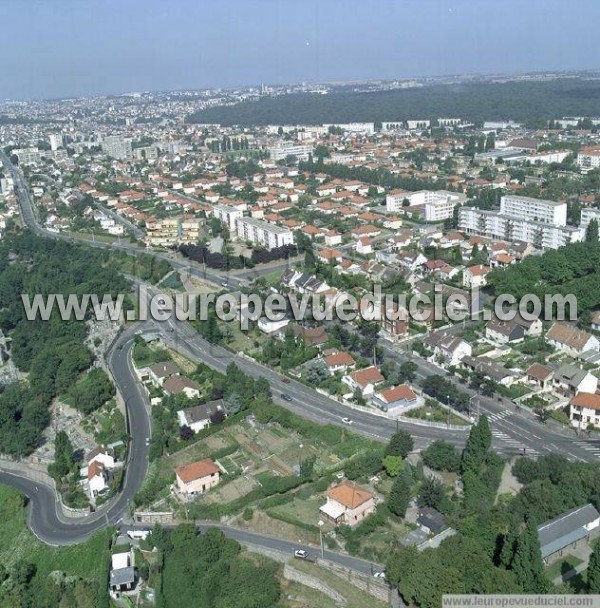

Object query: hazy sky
[2,0,600,100]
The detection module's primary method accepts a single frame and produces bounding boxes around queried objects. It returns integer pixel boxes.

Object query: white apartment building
[268,142,313,162]
[500,195,567,226]
[212,204,243,232]
[236,217,294,250]
[577,147,600,172]
[386,189,466,219]
[48,133,63,151]
[459,207,583,250]
[406,120,430,130]
[101,136,133,161]
[13,148,42,165]
[323,122,375,134]
[580,207,600,234]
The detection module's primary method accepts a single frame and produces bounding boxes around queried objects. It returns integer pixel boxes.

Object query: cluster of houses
[80,444,120,502]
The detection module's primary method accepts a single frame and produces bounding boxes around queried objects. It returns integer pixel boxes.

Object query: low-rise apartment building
[236,216,294,250]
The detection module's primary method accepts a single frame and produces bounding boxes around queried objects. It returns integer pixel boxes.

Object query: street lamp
[318,520,325,559]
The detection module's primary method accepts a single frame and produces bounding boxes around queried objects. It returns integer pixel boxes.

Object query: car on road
[282,377,290,384]
[294,549,309,559]
[341,417,353,425]
[281,393,293,402]
[145,437,151,446]
[221,281,228,287]
[372,571,386,579]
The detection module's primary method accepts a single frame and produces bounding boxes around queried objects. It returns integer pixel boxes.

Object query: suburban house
[485,314,542,344]
[526,363,554,391]
[372,384,421,417]
[177,399,225,434]
[461,356,516,386]
[148,361,180,387]
[569,393,600,429]
[87,461,108,498]
[592,311,600,332]
[319,481,375,527]
[162,375,202,399]
[485,318,526,344]
[424,331,472,366]
[87,445,116,469]
[463,264,491,288]
[324,351,355,375]
[175,458,221,496]
[553,364,598,396]
[109,543,136,597]
[417,507,447,535]
[537,504,600,564]
[547,323,600,357]
[342,366,385,397]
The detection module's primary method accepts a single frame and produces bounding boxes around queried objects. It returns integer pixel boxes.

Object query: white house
[177,400,225,434]
[569,393,600,429]
[342,366,385,397]
[372,384,422,417]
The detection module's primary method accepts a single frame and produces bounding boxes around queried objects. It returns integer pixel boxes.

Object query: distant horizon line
[2,67,600,106]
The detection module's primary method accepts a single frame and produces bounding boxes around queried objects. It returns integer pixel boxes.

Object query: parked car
[373,571,386,579]
[294,549,309,559]
[282,377,290,384]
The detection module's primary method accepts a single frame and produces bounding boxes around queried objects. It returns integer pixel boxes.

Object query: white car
[373,571,386,579]
[341,417,353,425]
[294,549,309,559]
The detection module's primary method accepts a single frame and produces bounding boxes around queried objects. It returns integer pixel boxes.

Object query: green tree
[511,520,549,593]
[586,218,599,243]
[461,415,492,475]
[383,454,403,477]
[385,431,414,459]
[388,475,410,517]
[48,430,74,479]
[588,540,600,593]
[419,476,445,509]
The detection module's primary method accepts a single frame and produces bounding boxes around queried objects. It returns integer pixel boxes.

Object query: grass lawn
[545,554,584,581]
[405,403,467,425]
[268,495,323,529]
[0,484,112,581]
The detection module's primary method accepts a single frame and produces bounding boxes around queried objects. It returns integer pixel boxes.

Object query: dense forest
[188,79,600,127]
[0,231,130,457]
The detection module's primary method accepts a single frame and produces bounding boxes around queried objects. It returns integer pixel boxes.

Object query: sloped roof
[326,481,373,510]
[176,459,220,483]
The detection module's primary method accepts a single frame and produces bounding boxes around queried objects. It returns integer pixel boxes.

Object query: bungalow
[591,311,600,332]
[319,481,375,527]
[350,224,381,239]
[177,399,225,434]
[148,361,179,387]
[317,248,343,264]
[372,384,421,417]
[569,392,600,429]
[538,504,600,564]
[342,366,385,397]
[324,351,355,375]
[461,356,516,386]
[547,323,600,357]
[163,375,202,399]
[553,364,598,396]
[175,459,221,496]
[463,265,491,288]
[418,507,447,535]
[526,363,554,391]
